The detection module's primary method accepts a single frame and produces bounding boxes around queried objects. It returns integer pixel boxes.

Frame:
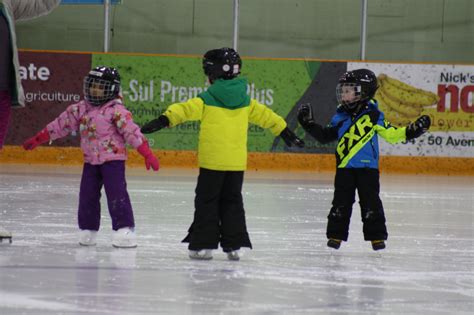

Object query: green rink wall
[15,0,474,63]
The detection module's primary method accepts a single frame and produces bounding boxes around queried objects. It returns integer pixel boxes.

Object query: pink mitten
[137,141,160,171]
[23,128,50,150]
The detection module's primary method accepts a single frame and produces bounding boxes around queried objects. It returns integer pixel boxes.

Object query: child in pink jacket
[23,66,159,248]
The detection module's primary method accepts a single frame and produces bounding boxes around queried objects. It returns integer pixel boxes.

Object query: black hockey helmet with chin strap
[203,47,242,82]
[83,66,121,106]
[336,69,378,112]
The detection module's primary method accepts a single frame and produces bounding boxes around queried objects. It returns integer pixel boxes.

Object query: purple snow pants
[78,161,135,231]
[0,91,11,149]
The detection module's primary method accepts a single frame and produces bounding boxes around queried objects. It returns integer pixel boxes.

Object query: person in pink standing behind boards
[0,0,61,243]
[0,0,61,149]
[23,66,160,248]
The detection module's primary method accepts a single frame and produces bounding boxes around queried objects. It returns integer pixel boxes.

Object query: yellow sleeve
[163,97,204,127]
[248,100,287,136]
[375,125,407,144]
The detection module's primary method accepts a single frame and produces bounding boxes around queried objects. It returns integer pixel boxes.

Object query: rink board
[1,145,472,176]
[5,50,473,175]
[7,50,474,156]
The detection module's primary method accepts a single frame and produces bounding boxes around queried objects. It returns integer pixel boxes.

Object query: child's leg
[182,168,224,250]
[78,163,103,231]
[356,169,387,241]
[0,91,11,149]
[219,171,252,251]
[327,169,356,241]
[101,161,134,231]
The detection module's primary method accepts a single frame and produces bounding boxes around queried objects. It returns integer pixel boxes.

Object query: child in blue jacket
[298,69,430,250]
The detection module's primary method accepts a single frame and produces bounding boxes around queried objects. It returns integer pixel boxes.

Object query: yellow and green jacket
[163,78,287,171]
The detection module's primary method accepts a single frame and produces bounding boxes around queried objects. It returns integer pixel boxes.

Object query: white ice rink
[0,164,473,314]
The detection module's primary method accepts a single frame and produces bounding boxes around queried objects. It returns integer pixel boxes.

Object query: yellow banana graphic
[378,74,439,107]
[374,73,439,127]
[375,88,422,118]
[376,99,413,126]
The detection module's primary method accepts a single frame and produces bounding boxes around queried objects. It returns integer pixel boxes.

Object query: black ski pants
[182,168,252,251]
[326,168,388,241]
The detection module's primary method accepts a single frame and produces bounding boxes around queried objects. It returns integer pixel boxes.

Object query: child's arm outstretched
[248,100,304,148]
[297,103,338,144]
[23,103,83,150]
[141,98,204,134]
[376,114,431,144]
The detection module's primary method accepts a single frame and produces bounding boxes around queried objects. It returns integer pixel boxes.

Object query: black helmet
[83,66,121,106]
[203,47,242,82]
[336,69,378,112]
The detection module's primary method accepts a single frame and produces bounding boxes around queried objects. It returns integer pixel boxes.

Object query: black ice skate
[0,228,12,244]
[371,240,386,251]
[327,238,342,249]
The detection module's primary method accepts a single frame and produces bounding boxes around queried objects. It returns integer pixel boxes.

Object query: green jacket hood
[199,78,250,109]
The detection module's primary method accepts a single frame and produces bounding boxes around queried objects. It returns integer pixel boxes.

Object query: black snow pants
[326,168,388,241]
[182,168,252,251]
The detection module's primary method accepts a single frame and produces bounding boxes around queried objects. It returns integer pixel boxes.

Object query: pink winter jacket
[46,98,145,165]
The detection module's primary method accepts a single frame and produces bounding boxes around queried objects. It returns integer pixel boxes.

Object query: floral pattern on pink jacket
[46,99,145,165]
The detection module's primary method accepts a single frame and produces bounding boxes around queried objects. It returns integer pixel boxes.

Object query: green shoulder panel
[198,78,250,110]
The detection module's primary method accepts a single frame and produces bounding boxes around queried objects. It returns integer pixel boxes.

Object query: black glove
[141,115,170,134]
[280,127,305,148]
[297,103,315,128]
[406,115,431,140]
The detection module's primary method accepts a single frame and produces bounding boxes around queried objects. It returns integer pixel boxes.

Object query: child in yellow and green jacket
[141,47,304,260]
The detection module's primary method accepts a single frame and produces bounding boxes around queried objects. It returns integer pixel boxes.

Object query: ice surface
[0,165,473,314]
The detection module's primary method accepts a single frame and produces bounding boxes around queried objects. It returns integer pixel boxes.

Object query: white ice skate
[0,227,12,244]
[78,229,97,246]
[112,227,137,248]
[188,249,213,260]
[226,250,240,261]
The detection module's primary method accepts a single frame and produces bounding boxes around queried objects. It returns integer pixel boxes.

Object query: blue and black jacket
[303,99,407,169]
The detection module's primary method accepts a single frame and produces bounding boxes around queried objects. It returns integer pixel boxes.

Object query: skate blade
[189,255,213,260]
[112,244,138,249]
[188,252,213,260]
[79,242,96,247]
